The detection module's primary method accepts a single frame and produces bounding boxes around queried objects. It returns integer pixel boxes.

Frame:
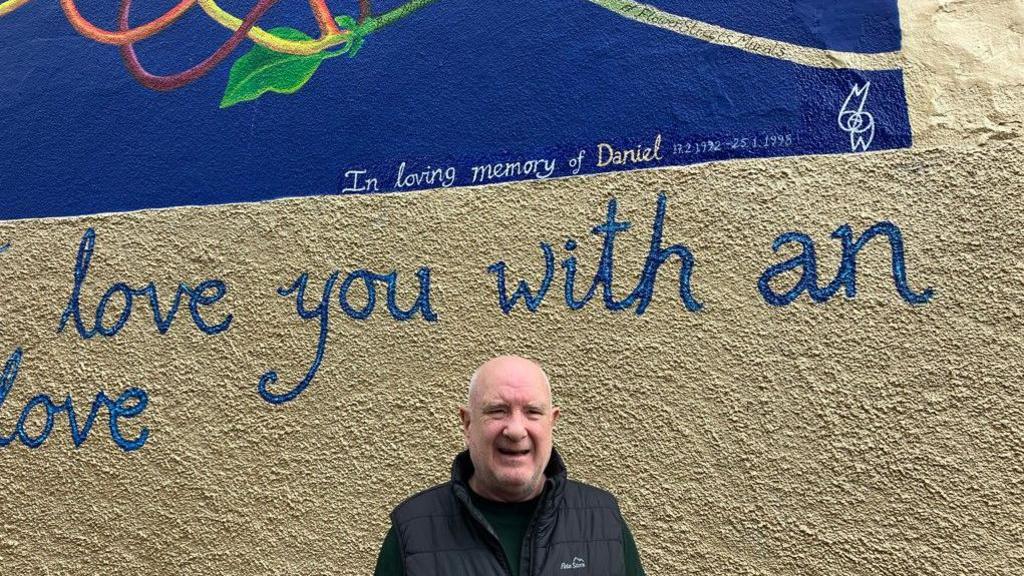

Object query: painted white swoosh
[586,0,903,71]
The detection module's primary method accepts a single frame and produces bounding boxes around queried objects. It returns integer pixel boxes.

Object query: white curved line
[587,0,903,71]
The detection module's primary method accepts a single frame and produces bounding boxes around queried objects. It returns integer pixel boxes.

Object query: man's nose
[503,413,527,441]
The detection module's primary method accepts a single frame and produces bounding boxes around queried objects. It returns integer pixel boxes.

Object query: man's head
[460,355,560,502]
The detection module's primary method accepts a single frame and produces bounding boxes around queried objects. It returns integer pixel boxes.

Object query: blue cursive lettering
[489,194,702,314]
[258,266,436,405]
[758,221,935,306]
[0,348,149,451]
[57,229,233,338]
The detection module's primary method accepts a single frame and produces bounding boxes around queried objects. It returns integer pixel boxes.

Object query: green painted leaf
[220,28,336,108]
[334,15,358,29]
[334,15,371,58]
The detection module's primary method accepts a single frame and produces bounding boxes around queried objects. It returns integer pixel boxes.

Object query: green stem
[362,0,440,35]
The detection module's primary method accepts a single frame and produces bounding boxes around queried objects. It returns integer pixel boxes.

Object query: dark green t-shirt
[374,488,645,575]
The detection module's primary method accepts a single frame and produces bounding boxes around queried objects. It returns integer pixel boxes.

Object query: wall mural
[1,0,907,221]
[6,2,1021,573]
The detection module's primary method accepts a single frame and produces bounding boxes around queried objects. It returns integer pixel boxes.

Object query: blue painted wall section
[642,0,901,53]
[0,0,910,220]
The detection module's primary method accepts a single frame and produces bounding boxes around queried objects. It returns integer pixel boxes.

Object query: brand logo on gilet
[560,557,586,570]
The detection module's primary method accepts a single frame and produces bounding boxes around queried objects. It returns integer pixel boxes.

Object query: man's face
[460,356,560,502]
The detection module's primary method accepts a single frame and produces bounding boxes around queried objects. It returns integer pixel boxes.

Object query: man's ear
[459,406,471,439]
[551,405,560,425]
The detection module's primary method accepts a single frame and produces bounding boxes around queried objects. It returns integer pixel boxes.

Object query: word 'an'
[759,222,934,306]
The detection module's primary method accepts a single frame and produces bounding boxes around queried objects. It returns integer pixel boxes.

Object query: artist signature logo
[838,82,875,152]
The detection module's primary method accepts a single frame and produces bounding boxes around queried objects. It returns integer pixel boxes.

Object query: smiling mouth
[497,448,530,457]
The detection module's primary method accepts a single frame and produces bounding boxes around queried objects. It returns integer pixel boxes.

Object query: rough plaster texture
[1,1,1023,574]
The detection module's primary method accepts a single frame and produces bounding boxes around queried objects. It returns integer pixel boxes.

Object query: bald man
[374,355,645,575]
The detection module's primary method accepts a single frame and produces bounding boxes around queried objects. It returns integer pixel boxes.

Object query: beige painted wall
[1,1,1022,574]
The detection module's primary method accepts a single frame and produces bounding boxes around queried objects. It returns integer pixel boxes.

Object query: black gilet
[390,449,626,576]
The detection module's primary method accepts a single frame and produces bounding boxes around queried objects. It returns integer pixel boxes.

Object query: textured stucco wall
[1,1,1022,574]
